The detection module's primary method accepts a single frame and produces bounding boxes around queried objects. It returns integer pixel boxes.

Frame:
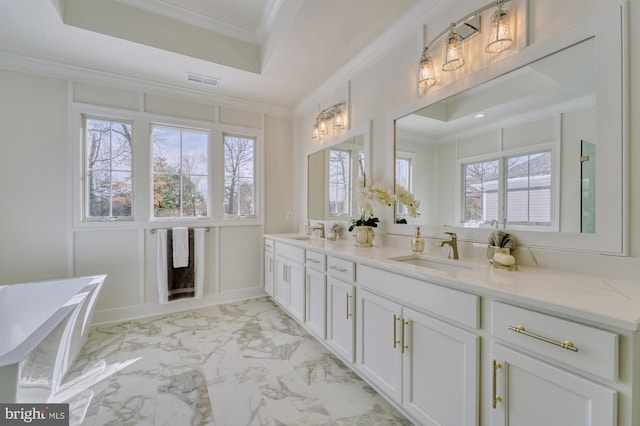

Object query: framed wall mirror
[308,124,371,221]
[393,7,625,254]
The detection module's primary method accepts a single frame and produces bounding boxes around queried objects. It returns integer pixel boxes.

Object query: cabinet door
[306,269,326,339]
[274,256,289,307]
[402,307,479,426]
[287,261,305,322]
[356,289,402,403]
[326,277,355,363]
[264,251,274,296]
[491,344,616,426]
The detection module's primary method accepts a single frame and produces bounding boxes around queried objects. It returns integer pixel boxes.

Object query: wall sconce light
[442,24,465,71]
[417,0,516,89]
[312,102,347,141]
[486,0,514,54]
[417,47,436,88]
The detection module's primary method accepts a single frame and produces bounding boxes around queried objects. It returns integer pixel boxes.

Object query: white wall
[293,0,640,280]
[0,70,70,283]
[0,69,294,324]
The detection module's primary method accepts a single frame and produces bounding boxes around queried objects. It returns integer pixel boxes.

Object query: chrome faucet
[311,223,325,238]
[438,232,459,259]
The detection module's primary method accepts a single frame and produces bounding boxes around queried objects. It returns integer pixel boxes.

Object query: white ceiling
[0,0,419,109]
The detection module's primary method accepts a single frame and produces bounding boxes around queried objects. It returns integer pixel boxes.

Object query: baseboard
[91,287,267,325]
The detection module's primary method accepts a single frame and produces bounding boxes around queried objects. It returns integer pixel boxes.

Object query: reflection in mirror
[395,38,596,233]
[308,134,365,220]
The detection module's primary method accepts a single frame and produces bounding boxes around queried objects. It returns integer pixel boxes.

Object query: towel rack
[150,227,211,234]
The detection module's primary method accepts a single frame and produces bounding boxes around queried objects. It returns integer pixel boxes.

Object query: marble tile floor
[58,297,413,425]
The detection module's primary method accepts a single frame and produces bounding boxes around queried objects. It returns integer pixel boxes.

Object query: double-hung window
[152,125,209,218]
[224,134,257,218]
[84,116,133,220]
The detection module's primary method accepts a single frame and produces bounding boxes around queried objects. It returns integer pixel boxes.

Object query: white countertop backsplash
[267,233,640,332]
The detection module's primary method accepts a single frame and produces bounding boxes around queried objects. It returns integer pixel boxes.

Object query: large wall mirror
[393,6,624,254]
[308,125,370,221]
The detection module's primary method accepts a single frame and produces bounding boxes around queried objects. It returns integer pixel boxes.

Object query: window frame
[395,152,415,219]
[456,142,559,231]
[222,132,259,221]
[151,123,211,220]
[81,114,135,222]
[327,148,352,219]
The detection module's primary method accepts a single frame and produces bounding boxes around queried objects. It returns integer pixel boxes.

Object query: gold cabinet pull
[307,258,320,263]
[492,360,502,409]
[331,265,347,272]
[393,315,401,348]
[346,293,353,319]
[401,320,409,353]
[508,325,579,352]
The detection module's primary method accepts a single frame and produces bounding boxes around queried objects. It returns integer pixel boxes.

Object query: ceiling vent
[186,72,220,86]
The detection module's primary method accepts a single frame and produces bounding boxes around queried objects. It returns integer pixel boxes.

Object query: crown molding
[0,51,292,118]
[257,0,284,44]
[293,0,461,116]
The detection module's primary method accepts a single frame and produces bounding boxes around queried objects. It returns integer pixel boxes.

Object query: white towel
[172,227,189,268]
[157,229,169,304]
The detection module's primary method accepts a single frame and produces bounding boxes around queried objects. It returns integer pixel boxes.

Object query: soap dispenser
[411,226,425,253]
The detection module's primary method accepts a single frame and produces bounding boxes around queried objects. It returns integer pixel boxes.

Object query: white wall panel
[0,70,69,284]
[218,225,262,293]
[74,229,141,311]
[73,82,139,111]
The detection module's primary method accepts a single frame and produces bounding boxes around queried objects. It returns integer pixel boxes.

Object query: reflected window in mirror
[461,148,553,230]
[308,133,367,221]
[463,159,499,223]
[395,154,414,219]
[329,149,351,216]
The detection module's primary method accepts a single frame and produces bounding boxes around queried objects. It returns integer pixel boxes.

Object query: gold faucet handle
[444,231,457,240]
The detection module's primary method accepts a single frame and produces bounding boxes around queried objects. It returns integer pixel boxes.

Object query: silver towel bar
[150,227,211,234]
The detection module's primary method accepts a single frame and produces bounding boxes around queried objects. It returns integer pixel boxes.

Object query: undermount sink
[288,235,312,241]
[387,255,476,273]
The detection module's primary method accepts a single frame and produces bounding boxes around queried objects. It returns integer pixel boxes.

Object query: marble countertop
[266,233,640,332]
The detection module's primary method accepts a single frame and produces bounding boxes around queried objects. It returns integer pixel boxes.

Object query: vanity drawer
[491,301,618,381]
[327,256,355,282]
[358,265,478,329]
[264,238,274,252]
[305,250,326,271]
[274,241,305,264]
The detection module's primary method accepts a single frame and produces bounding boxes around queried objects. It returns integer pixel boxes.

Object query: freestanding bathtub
[0,275,106,403]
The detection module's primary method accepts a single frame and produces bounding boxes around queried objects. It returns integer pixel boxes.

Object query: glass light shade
[318,118,328,139]
[333,105,346,129]
[486,5,514,54]
[442,32,464,71]
[312,123,319,140]
[417,48,436,88]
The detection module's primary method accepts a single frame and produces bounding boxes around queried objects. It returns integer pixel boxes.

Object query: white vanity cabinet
[263,238,274,296]
[305,250,326,339]
[264,235,639,426]
[490,302,618,426]
[357,265,479,426]
[326,256,356,363]
[273,242,305,322]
